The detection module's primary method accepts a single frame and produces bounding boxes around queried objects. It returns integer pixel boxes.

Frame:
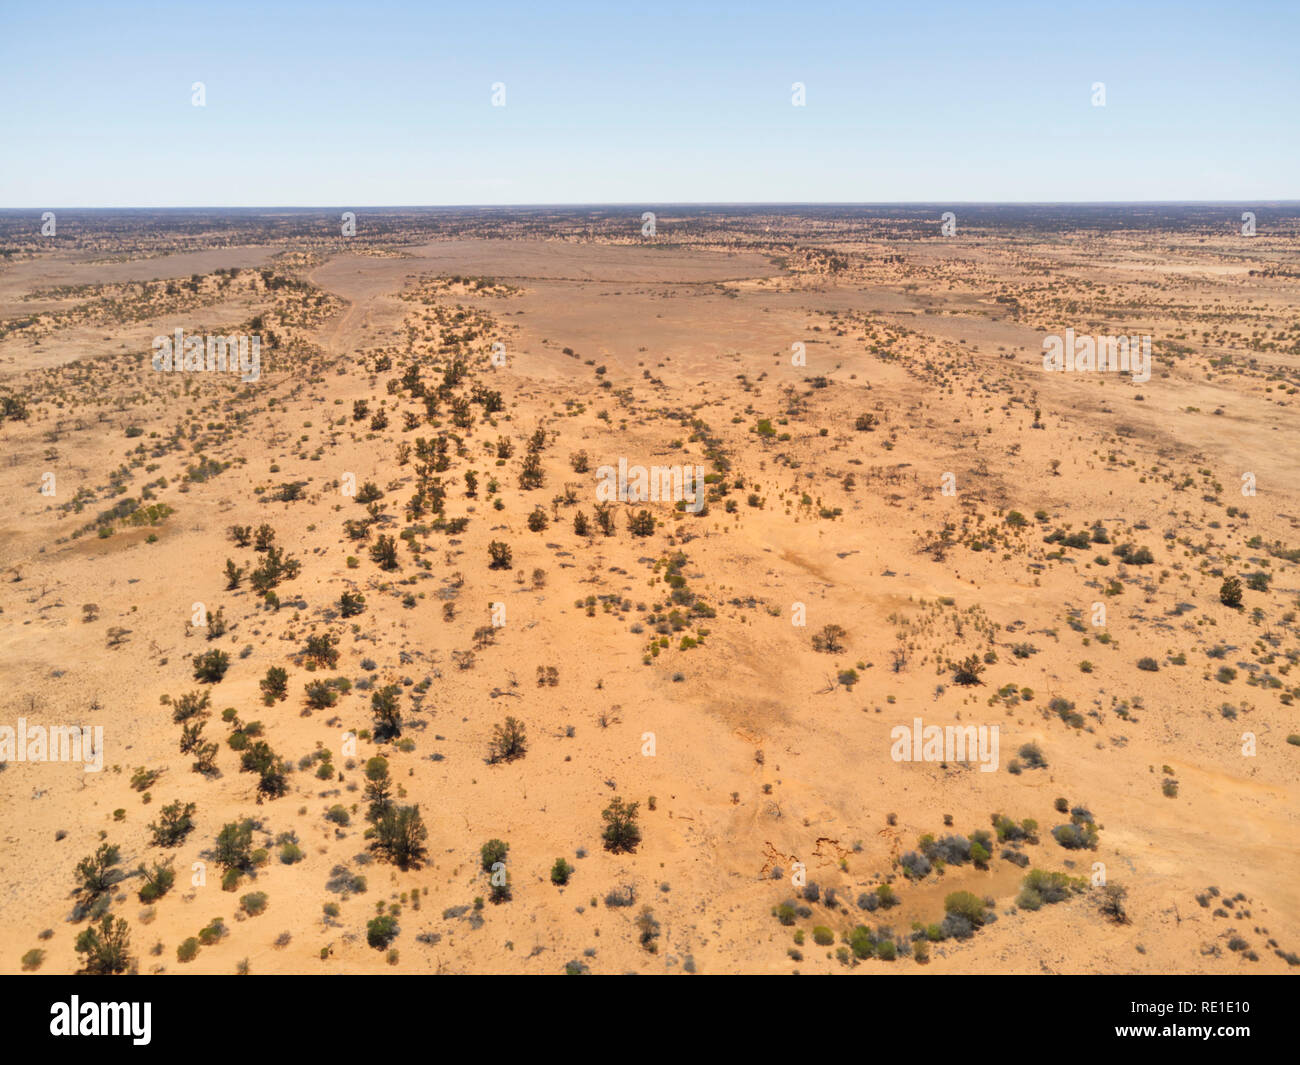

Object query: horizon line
[3,199,1298,212]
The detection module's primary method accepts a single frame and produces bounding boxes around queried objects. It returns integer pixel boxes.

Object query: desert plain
[0,204,1297,974]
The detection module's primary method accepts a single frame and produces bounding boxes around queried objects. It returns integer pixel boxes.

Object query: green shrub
[1052,822,1099,850]
[240,892,269,916]
[601,796,642,853]
[198,918,225,945]
[480,839,509,872]
[1219,576,1243,608]
[944,890,987,926]
[192,649,230,683]
[367,915,398,949]
[1017,868,1081,910]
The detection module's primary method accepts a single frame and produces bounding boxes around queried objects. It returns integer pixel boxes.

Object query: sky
[1,0,1296,207]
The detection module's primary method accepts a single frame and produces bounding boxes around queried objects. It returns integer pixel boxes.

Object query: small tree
[628,510,656,537]
[488,716,527,764]
[179,719,205,755]
[489,868,512,904]
[488,540,513,569]
[1220,576,1243,608]
[340,590,366,617]
[74,915,132,975]
[370,534,399,570]
[241,741,289,801]
[601,796,642,854]
[635,907,661,952]
[1098,882,1129,923]
[260,666,288,704]
[367,915,399,949]
[952,654,985,686]
[304,680,339,711]
[373,805,427,869]
[371,684,402,738]
[480,839,509,872]
[137,861,175,903]
[302,632,338,669]
[518,449,544,490]
[150,800,197,846]
[551,858,573,886]
[192,740,219,775]
[364,756,392,821]
[192,649,230,683]
[171,689,211,723]
[812,624,847,654]
[76,842,121,903]
[214,820,254,870]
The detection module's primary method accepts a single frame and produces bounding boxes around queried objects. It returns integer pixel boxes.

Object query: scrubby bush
[944,890,988,927]
[240,892,268,916]
[1052,822,1099,850]
[939,913,974,940]
[1018,868,1081,910]
[198,918,226,945]
[899,851,931,879]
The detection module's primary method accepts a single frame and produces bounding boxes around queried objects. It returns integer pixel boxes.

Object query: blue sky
[1,1,1296,206]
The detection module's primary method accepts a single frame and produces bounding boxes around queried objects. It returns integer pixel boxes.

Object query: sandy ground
[0,220,1297,975]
